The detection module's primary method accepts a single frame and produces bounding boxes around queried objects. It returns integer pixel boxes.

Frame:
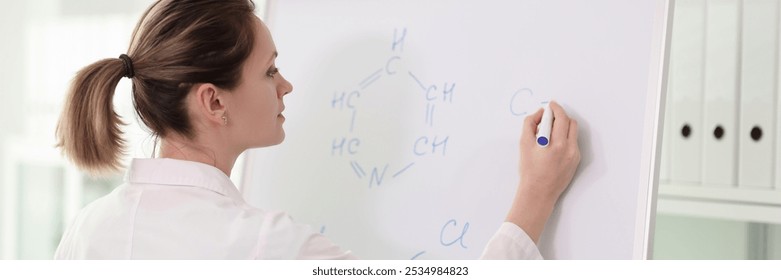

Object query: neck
[158,135,239,177]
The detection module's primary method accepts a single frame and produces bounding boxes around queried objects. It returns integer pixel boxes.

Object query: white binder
[740,0,779,189]
[778,1,781,191]
[702,0,740,186]
[670,0,706,184]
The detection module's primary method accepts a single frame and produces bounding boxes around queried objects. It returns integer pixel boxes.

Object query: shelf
[658,183,781,206]
[656,183,781,224]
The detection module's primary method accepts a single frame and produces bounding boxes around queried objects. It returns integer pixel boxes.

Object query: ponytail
[56,58,127,175]
[56,0,257,175]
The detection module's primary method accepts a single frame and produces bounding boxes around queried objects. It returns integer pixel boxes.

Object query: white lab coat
[54,158,542,259]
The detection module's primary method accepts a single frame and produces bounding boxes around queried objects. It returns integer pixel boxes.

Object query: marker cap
[537,136,549,146]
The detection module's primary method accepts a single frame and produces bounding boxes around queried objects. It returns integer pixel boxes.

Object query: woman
[54,0,580,259]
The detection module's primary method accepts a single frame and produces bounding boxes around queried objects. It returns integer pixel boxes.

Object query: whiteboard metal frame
[635,0,674,260]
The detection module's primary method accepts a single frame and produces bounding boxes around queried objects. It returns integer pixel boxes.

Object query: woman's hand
[506,101,581,243]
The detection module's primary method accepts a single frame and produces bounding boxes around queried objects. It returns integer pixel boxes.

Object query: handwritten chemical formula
[329,28,454,189]
[326,28,475,259]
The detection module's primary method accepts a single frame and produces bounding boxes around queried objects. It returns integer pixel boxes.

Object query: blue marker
[536,103,553,147]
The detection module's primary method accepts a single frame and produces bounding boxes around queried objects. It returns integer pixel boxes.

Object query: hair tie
[118,54,135,78]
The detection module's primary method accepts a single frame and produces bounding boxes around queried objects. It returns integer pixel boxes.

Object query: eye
[267,67,279,78]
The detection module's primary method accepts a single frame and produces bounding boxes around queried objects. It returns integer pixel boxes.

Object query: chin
[273,133,286,145]
[254,133,285,148]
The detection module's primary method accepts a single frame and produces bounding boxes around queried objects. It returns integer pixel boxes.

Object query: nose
[279,74,293,97]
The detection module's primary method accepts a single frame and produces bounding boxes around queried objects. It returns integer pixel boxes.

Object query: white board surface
[242,0,670,259]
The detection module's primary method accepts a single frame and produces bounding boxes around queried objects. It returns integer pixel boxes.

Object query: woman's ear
[191,83,228,126]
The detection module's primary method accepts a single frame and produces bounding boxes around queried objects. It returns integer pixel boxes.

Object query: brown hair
[56,0,257,175]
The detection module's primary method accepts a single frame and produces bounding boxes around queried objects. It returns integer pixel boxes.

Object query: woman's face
[226,16,293,149]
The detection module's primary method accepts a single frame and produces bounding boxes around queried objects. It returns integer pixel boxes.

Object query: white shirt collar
[126,158,244,202]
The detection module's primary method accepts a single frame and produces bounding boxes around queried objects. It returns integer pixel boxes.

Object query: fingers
[568,118,579,145]
[548,101,571,143]
[522,108,544,145]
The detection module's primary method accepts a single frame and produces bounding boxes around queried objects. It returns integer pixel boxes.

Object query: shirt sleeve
[479,222,543,260]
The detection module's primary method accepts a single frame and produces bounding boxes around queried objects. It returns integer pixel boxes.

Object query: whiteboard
[241,0,670,259]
